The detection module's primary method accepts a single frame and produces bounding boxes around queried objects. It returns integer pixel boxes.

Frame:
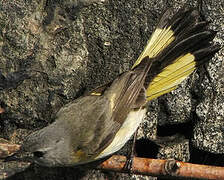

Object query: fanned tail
[132,7,220,101]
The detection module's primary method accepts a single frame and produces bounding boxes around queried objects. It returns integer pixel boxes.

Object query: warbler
[21,7,219,167]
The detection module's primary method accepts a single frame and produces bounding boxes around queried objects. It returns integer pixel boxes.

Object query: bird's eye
[33,151,45,158]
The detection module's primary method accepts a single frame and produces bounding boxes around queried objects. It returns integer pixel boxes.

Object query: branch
[98,155,224,180]
[0,107,4,114]
[0,139,21,158]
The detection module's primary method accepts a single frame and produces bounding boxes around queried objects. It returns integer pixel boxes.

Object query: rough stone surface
[190,0,224,155]
[0,0,223,179]
[157,139,190,162]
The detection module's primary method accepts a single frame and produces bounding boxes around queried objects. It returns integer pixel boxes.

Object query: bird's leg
[123,127,139,173]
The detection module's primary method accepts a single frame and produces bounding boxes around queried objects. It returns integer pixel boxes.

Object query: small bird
[21,7,220,167]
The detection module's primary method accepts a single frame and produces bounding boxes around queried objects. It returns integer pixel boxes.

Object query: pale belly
[95,108,147,159]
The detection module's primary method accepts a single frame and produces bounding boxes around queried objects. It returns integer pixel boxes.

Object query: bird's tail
[132,7,220,101]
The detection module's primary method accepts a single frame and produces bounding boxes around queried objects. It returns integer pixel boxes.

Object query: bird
[21,7,220,167]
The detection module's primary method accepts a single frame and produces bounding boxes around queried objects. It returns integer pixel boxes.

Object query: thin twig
[0,107,4,114]
[0,139,21,158]
[98,155,224,180]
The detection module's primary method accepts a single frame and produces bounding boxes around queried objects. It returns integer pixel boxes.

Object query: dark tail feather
[131,7,220,101]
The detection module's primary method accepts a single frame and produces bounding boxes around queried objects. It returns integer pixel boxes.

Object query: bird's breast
[95,107,147,159]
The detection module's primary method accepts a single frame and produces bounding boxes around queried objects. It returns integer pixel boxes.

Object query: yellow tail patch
[131,14,198,101]
[131,8,218,102]
[132,27,175,68]
[146,53,195,101]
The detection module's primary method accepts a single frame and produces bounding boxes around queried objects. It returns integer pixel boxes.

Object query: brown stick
[0,107,4,114]
[0,139,21,158]
[98,155,224,180]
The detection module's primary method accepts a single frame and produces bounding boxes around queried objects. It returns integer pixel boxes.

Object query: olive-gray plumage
[23,95,112,166]
[22,66,149,166]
